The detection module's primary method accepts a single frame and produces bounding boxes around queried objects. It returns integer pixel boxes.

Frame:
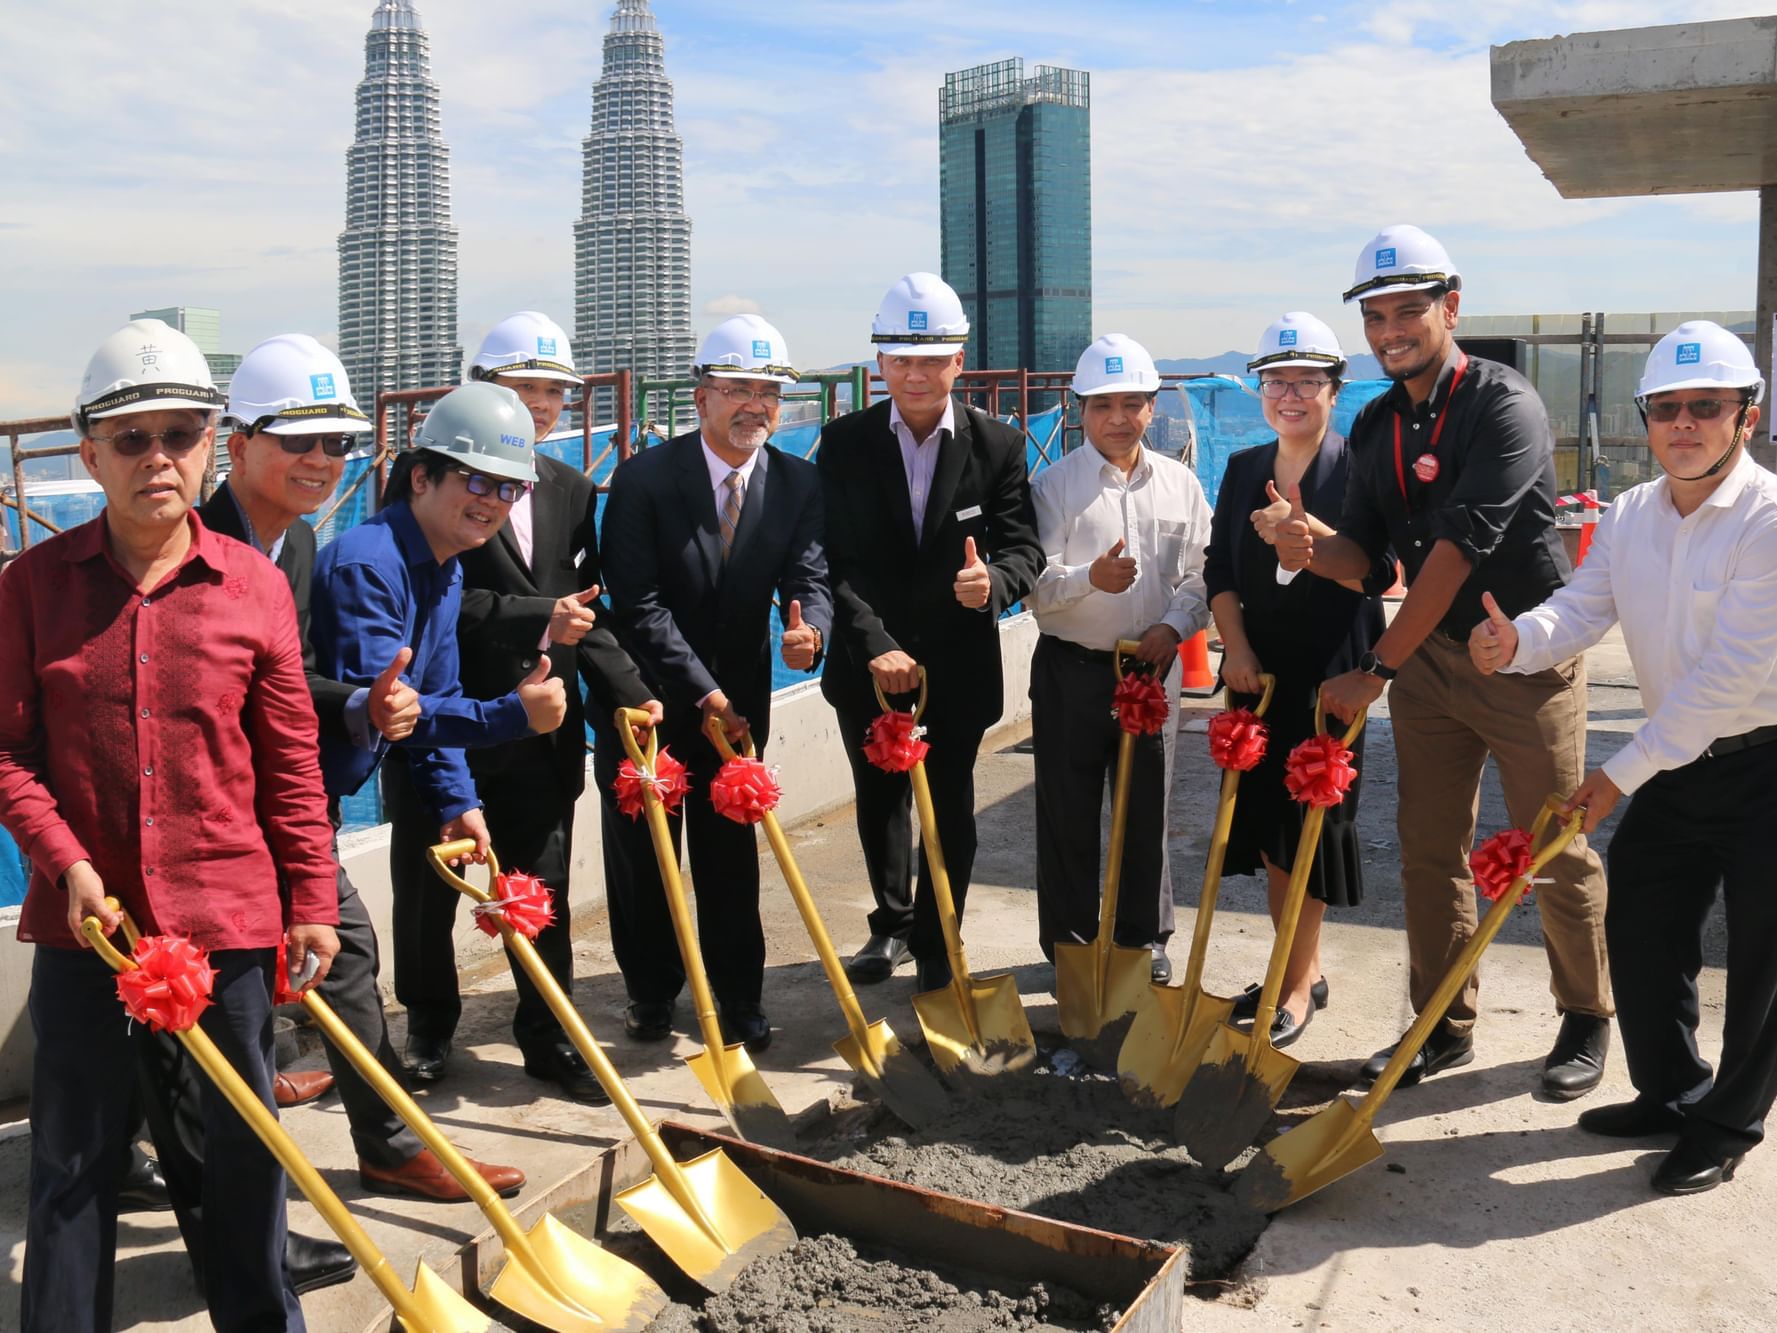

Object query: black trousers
[832,697,986,964]
[25,945,301,1333]
[593,712,767,1008]
[1606,738,1777,1158]
[1029,635,1177,960]
[384,756,578,1055]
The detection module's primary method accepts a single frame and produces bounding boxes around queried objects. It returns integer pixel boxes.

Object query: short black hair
[383,448,452,505]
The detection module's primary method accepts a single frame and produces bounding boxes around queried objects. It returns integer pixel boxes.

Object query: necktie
[720,469,746,561]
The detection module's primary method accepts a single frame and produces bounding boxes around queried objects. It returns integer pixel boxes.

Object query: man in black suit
[597,314,831,1050]
[382,312,660,1102]
[818,273,1043,991]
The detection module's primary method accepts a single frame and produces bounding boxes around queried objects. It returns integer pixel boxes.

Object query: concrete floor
[1,625,1770,1332]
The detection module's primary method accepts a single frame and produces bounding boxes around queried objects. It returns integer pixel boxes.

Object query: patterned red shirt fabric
[0,512,339,949]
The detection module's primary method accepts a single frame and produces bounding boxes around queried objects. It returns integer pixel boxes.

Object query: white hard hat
[470,311,579,385]
[693,314,799,385]
[412,382,538,484]
[226,334,368,435]
[74,318,224,429]
[1249,312,1347,375]
[1638,321,1765,405]
[1343,225,1461,304]
[1072,334,1161,396]
[871,272,969,357]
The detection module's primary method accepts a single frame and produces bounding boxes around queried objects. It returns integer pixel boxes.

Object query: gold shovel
[427,842,796,1292]
[81,903,489,1333]
[1171,705,1366,1169]
[881,672,1038,1081]
[613,709,792,1146]
[1235,798,1583,1212]
[1119,673,1276,1106]
[705,715,950,1128]
[1055,640,1170,1050]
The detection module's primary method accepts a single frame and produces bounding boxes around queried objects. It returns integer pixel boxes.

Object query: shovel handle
[1312,694,1367,748]
[1226,672,1277,719]
[615,706,660,769]
[871,666,928,724]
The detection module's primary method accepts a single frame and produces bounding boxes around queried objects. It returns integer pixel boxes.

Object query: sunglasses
[1643,397,1748,424]
[451,467,531,503]
[92,425,210,456]
[267,432,355,458]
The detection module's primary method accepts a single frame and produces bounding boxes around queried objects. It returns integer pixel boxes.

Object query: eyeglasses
[706,383,784,407]
[268,432,355,458]
[92,425,211,456]
[451,468,531,502]
[1258,378,1333,400]
[1643,396,1747,423]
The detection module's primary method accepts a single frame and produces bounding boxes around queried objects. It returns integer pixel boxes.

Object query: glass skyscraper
[337,0,461,402]
[574,0,694,419]
[939,59,1091,374]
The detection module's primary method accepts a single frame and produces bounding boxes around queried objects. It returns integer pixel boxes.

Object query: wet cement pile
[644,1233,1114,1332]
[798,1056,1267,1284]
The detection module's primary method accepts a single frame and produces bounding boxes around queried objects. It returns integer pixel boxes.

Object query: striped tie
[720,469,745,561]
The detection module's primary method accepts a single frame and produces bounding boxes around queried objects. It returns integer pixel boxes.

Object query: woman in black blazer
[1203,314,1392,1047]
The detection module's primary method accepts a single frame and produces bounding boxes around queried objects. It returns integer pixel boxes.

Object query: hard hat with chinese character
[1343,225,1461,304]
[74,319,224,430]
[871,272,970,357]
[1072,334,1161,396]
[470,311,580,385]
[226,334,368,435]
[692,315,799,385]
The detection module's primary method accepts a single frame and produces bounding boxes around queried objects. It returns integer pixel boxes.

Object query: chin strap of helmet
[1647,397,1751,483]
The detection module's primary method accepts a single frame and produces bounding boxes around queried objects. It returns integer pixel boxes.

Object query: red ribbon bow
[472,869,556,939]
[864,711,930,773]
[1283,734,1358,808]
[709,756,782,825]
[1112,671,1170,737]
[1470,827,1536,903]
[614,746,691,819]
[115,934,216,1033]
[1207,708,1269,771]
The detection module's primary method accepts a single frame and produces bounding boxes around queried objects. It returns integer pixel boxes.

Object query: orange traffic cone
[1177,630,1216,689]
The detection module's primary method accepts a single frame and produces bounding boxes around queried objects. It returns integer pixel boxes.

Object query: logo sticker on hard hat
[310,373,337,400]
[1279,329,1298,347]
[1105,356,1124,374]
[752,340,772,359]
[537,337,557,356]
[1676,342,1701,366]
[1413,453,1440,484]
[908,311,929,331]
[1375,247,1397,270]
[138,342,162,371]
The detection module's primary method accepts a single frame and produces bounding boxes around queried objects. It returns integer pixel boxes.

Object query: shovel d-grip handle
[871,666,928,724]
[704,713,752,763]
[1312,694,1367,749]
[616,706,661,769]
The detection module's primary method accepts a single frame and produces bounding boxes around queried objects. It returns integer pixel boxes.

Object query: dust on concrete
[645,1233,1114,1332]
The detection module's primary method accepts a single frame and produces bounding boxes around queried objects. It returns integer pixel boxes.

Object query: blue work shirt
[311,500,531,821]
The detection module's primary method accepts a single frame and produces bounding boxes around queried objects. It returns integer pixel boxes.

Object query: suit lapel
[673,436,723,586]
[919,400,971,562]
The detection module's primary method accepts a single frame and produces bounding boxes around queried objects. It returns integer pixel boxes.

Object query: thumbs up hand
[548,584,600,646]
[517,655,567,734]
[780,597,821,670]
[1251,480,1293,545]
[1468,590,1519,675]
[369,647,421,741]
[1273,483,1315,572]
[1089,537,1139,593]
[954,535,992,609]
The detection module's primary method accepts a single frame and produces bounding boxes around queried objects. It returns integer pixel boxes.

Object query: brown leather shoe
[273,1069,335,1108]
[359,1149,524,1202]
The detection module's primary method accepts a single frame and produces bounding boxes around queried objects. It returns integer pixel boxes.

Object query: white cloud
[704,294,763,316]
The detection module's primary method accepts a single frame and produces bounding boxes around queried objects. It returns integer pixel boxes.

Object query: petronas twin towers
[337,0,693,406]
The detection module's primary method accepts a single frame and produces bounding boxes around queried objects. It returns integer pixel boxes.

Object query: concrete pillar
[1758,184,1777,470]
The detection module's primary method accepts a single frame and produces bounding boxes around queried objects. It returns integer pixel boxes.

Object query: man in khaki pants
[1266,224,1611,1096]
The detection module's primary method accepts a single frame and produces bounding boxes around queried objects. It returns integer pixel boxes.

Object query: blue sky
[0,0,1763,417]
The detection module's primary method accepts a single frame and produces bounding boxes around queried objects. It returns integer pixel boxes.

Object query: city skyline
[0,1,1764,419]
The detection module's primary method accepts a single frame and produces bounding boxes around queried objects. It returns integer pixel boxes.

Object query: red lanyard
[1393,351,1469,506]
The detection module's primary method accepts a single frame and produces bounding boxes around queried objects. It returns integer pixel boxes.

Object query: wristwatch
[1358,650,1397,682]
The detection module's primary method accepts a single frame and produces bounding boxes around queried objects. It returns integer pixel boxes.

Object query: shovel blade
[615,1148,796,1294]
[487,1212,669,1332]
[833,1020,951,1129]
[1231,1099,1383,1214]
[1118,986,1235,1108]
[685,1045,793,1147]
[1054,941,1157,1043]
[912,974,1037,1080]
[1172,1025,1301,1170]
[399,1261,491,1333]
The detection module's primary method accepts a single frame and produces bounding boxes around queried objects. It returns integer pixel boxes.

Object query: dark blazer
[455,453,650,798]
[817,397,1042,730]
[199,481,353,740]
[599,432,832,724]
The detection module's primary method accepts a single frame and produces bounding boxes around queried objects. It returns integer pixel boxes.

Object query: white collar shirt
[700,438,763,504]
[1505,451,1777,793]
[1029,441,1213,652]
[889,398,954,543]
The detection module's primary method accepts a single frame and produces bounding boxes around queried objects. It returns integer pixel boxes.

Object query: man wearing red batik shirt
[0,319,339,1333]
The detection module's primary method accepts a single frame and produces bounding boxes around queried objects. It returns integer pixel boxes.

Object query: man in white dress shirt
[1030,334,1212,982]
[1471,321,1777,1196]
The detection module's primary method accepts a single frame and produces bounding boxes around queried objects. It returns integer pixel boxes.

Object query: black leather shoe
[1541,1012,1610,1100]
[403,1034,450,1082]
[1651,1139,1744,1196]
[1360,1022,1474,1088]
[288,1232,357,1295]
[118,1148,171,1212]
[523,1041,611,1106]
[1232,976,1329,1021]
[1578,1098,1685,1138]
[623,1001,674,1041]
[718,1002,771,1053]
[915,956,952,993]
[1269,1001,1313,1050]
[1150,950,1173,985]
[846,933,912,985]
